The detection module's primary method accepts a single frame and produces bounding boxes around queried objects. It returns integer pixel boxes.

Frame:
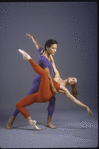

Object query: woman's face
[46,44,57,56]
[68,77,78,85]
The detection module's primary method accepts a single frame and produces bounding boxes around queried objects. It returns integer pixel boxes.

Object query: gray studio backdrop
[0,2,98,119]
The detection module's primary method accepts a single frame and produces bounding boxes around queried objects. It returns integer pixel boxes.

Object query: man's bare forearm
[49,77,58,94]
[26,33,41,49]
[31,36,41,49]
[44,67,58,94]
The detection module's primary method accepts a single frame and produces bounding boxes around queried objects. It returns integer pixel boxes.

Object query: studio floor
[0,109,98,148]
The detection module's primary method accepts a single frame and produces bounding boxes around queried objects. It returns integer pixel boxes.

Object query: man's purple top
[31,47,52,88]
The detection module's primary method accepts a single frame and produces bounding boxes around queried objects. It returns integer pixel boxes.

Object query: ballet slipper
[27,116,41,130]
[46,116,56,129]
[6,116,15,129]
[18,49,31,61]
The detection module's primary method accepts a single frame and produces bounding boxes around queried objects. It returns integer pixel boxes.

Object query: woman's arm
[49,55,60,78]
[26,33,41,50]
[44,67,58,95]
[59,85,93,116]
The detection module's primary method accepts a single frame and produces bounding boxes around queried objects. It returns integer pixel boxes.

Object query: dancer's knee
[16,102,20,110]
[42,69,49,77]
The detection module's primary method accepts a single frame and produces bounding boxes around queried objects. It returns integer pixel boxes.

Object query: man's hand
[26,33,33,39]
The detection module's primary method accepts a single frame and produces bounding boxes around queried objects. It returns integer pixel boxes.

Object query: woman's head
[68,77,78,85]
[44,39,58,55]
[68,77,78,98]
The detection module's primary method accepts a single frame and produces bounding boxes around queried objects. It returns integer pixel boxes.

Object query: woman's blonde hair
[71,84,78,98]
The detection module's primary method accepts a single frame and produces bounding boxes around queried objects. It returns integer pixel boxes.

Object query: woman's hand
[26,33,33,39]
[86,106,93,116]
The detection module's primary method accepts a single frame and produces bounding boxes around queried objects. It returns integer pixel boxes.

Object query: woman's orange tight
[16,59,60,119]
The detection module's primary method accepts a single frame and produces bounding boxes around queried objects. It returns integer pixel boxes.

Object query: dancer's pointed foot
[27,116,41,130]
[32,120,41,130]
[18,49,31,61]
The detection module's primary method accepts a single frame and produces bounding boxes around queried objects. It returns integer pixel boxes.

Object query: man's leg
[46,96,56,129]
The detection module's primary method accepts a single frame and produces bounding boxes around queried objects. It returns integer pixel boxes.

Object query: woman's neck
[64,79,70,86]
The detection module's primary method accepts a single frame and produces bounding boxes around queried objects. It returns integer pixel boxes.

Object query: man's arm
[26,33,41,50]
[44,67,58,95]
[50,55,60,78]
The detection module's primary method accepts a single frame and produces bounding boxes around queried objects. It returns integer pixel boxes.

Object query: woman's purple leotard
[13,47,56,117]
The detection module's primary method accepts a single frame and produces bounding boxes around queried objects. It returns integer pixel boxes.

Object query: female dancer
[50,54,92,115]
[15,49,92,130]
[6,34,58,129]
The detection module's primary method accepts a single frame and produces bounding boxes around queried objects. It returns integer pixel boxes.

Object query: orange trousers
[16,59,60,119]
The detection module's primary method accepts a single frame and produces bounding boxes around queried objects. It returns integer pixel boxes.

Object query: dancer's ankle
[26,116,41,130]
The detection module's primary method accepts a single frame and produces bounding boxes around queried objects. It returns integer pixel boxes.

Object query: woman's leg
[13,83,40,117]
[12,83,39,117]
[16,93,39,118]
[16,93,42,130]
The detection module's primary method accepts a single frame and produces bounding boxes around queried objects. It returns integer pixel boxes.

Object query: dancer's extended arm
[59,85,93,116]
[49,55,60,78]
[26,33,41,50]
[45,67,58,94]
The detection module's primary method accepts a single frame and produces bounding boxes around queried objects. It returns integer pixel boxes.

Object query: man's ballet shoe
[46,116,56,129]
[6,116,15,129]
[46,122,56,129]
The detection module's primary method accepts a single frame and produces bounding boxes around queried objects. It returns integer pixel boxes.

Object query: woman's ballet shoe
[32,120,41,130]
[29,120,41,130]
[27,116,41,130]
[18,49,31,60]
